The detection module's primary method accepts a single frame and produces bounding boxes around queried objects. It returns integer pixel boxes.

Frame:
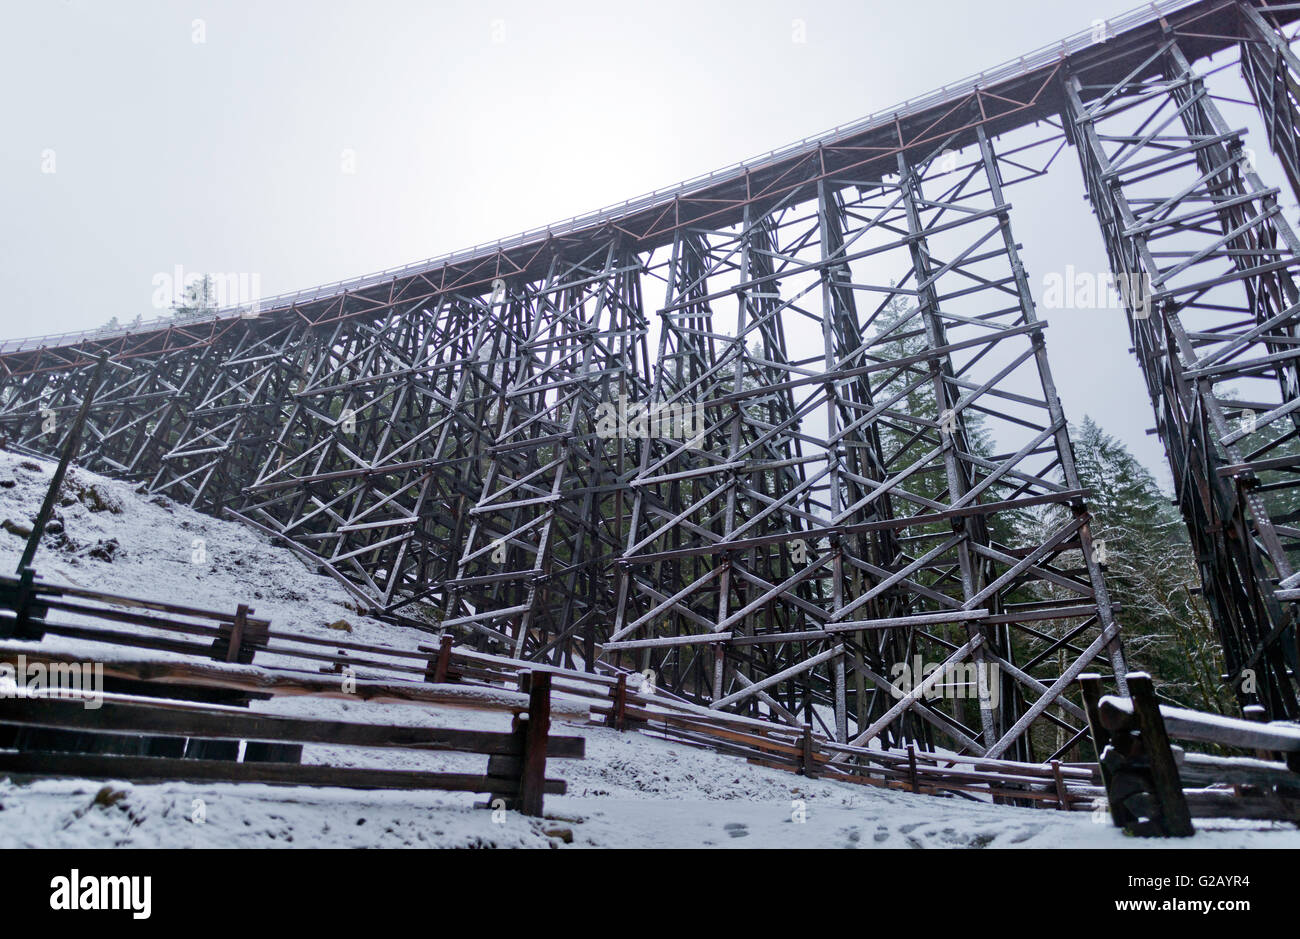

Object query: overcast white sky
[4,0,1298,484]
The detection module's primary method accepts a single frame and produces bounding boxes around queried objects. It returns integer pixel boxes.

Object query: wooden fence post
[426,635,453,684]
[799,723,818,779]
[1078,672,1132,829]
[611,673,628,731]
[518,671,551,817]
[1051,760,1069,810]
[0,567,46,640]
[213,604,254,663]
[1243,705,1276,762]
[1127,673,1195,837]
[227,604,248,663]
[907,744,919,793]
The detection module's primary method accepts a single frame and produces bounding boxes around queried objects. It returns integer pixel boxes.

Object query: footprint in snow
[1008,824,1043,844]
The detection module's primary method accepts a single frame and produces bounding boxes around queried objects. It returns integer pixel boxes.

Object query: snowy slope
[1,449,1297,849]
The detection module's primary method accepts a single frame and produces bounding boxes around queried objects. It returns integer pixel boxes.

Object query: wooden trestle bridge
[3,0,1300,766]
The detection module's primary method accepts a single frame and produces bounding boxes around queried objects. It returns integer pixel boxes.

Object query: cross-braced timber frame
[2,1,1300,757]
[1064,13,1300,720]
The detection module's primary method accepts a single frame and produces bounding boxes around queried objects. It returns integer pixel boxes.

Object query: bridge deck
[2,0,1295,362]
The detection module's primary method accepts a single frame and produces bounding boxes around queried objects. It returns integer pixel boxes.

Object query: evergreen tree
[869,295,1013,541]
[1048,416,1230,713]
[172,275,217,320]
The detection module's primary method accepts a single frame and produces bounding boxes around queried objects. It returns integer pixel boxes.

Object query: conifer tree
[1049,416,1229,713]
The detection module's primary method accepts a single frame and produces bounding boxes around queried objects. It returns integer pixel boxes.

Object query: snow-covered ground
[1,449,1297,848]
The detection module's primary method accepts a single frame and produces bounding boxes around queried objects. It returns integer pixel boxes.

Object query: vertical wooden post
[907,743,919,793]
[1243,705,1275,761]
[799,723,818,778]
[212,604,253,663]
[1,567,45,640]
[225,604,250,663]
[1127,673,1194,837]
[432,635,453,683]
[833,644,848,744]
[1078,673,1131,828]
[1051,759,1069,810]
[518,671,551,817]
[611,673,628,731]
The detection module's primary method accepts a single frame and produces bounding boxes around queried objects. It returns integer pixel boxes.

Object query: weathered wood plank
[0,694,585,759]
[0,751,567,794]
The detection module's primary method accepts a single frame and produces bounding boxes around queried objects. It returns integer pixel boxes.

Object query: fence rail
[0,673,578,813]
[421,640,1102,810]
[0,573,582,814]
[0,570,1106,811]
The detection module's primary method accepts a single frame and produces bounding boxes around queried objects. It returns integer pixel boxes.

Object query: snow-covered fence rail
[0,664,581,816]
[0,571,1098,813]
[0,573,587,721]
[0,645,595,723]
[1080,672,1300,836]
[0,570,273,661]
[813,741,1099,808]
[0,572,458,680]
[0,573,587,815]
[422,641,1102,810]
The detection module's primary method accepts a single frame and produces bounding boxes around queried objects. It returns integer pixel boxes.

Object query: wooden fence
[1081,671,1300,836]
[1,569,1107,812]
[423,640,1102,810]
[0,672,580,815]
[0,574,583,815]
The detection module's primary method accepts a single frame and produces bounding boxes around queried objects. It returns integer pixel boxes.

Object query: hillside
[0,450,1296,849]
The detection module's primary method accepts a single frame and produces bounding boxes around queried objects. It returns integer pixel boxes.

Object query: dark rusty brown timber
[2,1,1299,766]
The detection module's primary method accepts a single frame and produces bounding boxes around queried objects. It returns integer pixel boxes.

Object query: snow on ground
[0,451,415,655]
[1,448,1298,848]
